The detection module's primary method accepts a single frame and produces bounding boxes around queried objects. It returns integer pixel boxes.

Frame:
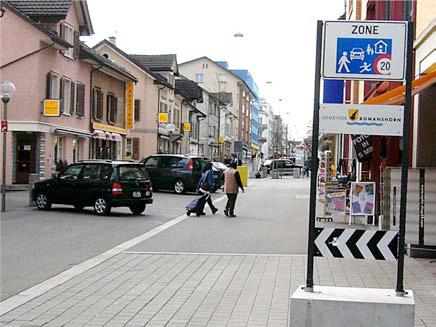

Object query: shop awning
[93,129,106,139]
[364,70,436,105]
[53,127,92,138]
[110,133,122,142]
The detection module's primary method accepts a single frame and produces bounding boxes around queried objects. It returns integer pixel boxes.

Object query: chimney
[108,36,116,45]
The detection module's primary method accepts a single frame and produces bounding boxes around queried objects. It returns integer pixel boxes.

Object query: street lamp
[1,81,15,212]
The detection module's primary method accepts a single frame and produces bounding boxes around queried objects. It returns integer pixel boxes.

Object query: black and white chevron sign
[314,228,398,261]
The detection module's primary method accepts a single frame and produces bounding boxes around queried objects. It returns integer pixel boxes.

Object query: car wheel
[36,193,51,210]
[174,180,185,194]
[74,204,84,211]
[94,197,111,216]
[130,204,146,215]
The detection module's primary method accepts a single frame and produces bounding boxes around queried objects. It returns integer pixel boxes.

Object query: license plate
[133,191,141,198]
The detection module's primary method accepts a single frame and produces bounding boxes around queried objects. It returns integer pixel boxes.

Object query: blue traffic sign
[336,38,392,76]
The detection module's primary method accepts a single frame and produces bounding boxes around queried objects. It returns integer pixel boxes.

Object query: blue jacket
[198,169,214,190]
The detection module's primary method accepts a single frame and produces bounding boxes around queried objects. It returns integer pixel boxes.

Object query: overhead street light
[1,81,15,212]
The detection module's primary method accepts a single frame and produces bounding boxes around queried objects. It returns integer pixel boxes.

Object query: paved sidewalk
[1,253,436,327]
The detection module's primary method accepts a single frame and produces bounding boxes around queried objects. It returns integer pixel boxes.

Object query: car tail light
[112,182,123,195]
[187,159,194,171]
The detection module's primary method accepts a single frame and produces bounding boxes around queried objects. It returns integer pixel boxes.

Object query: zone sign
[322,20,407,81]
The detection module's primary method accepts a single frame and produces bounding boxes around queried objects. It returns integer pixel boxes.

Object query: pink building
[0,0,94,184]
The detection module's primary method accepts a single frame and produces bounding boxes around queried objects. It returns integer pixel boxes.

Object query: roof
[129,54,178,73]
[7,0,72,22]
[80,44,138,82]
[175,79,203,103]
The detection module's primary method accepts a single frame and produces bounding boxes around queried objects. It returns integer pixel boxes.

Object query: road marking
[0,195,226,316]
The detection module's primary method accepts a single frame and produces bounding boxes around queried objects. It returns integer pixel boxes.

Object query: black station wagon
[31,160,153,215]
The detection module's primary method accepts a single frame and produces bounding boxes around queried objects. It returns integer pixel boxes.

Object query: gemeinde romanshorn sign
[319,104,404,136]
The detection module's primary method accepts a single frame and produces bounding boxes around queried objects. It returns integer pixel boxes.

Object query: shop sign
[1,120,7,133]
[183,122,191,132]
[218,136,225,144]
[351,134,374,161]
[322,21,407,80]
[319,104,403,136]
[43,99,60,117]
[126,82,134,129]
[159,113,168,123]
[92,122,128,135]
[350,182,376,216]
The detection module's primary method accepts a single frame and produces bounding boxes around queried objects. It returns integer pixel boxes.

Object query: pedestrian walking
[197,162,218,215]
[223,162,244,217]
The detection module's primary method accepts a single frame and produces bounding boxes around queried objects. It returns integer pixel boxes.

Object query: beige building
[93,39,172,160]
[179,57,254,159]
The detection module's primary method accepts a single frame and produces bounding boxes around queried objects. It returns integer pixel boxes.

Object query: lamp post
[1,81,15,213]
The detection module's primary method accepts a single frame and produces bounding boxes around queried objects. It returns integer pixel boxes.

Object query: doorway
[15,133,37,184]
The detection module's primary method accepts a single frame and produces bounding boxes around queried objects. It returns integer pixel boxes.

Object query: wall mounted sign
[43,99,60,117]
[319,104,404,136]
[125,82,134,129]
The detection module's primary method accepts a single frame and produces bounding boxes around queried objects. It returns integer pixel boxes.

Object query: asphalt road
[1,177,310,301]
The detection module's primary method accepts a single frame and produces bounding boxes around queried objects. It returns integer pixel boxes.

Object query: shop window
[93,87,103,120]
[134,99,141,122]
[107,93,117,123]
[72,139,80,162]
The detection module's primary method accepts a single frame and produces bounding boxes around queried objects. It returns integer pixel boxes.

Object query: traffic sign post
[304,20,413,297]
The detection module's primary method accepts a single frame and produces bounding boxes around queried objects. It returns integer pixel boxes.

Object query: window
[100,165,113,180]
[119,166,147,181]
[144,157,158,168]
[195,73,204,83]
[107,93,117,123]
[218,74,227,83]
[202,63,208,68]
[126,138,133,158]
[59,164,82,180]
[81,164,101,180]
[54,136,64,163]
[61,23,74,58]
[174,107,180,127]
[75,83,85,117]
[132,138,140,160]
[93,88,103,120]
[134,99,141,122]
[160,102,168,113]
[72,139,80,162]
[60,78,72,115]
[159,157,179,168]
[46,72,59,99]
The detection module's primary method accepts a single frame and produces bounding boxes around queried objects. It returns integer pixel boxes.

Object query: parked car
[141,154,221,194]
[31,160,153,215]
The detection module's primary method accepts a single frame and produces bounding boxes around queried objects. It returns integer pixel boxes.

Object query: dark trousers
[225,193,238,214]
[198,194,216,213]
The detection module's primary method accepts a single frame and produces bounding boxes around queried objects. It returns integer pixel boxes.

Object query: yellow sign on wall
[183,122,191,132]
[43,99,60,117]
[158,113,168,123]
[125,82,134,129]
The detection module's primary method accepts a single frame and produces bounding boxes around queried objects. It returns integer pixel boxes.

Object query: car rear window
[118,165,149,181]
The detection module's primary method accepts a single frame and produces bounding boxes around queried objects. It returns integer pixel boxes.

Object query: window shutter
[46,73,52,99]
[59,78,64,113]
[70,82,75,115]
[106,94,110,122]
[73,31,80,58]
[132,138,140,160]
[77,84,85,117]
[134,99,140,122]
[114,97,118,123]
[97,90,103,119]
[92,88,96,118]
[60,23,65,40]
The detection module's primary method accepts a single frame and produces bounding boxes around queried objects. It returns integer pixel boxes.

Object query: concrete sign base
[290,285,415,327]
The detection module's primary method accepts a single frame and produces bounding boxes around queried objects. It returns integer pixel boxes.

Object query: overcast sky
[83,0,345,140]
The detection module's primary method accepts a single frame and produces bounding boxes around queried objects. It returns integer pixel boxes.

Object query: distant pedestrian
[197,162,218,215]
[303,159,311,177]
[223,162,244,217]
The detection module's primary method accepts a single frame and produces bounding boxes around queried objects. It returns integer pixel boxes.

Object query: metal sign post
[305,20,323,291]
[395,20,413,296]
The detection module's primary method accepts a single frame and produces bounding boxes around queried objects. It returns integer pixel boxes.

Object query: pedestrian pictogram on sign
[1,120,7,133]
